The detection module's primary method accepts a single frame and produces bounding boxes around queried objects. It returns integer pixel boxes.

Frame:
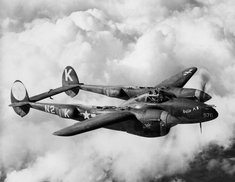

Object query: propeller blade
[201,73,210,92]
[201,82,206,92]
[200,122,202,133]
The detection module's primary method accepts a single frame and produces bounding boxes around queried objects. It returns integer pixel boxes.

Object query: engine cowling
[160,87,211,102]
[135,109,179,136]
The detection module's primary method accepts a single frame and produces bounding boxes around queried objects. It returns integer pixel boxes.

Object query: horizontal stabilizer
[29,85,79,102]
[53,111,136,136]
[9,101,30,107]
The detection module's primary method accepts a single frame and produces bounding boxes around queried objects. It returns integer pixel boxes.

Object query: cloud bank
[1,0,235,181]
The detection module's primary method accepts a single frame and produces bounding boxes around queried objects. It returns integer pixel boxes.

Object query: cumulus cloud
[1,0,235,182]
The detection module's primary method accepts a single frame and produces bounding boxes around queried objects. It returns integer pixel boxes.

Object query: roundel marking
[12,81,27,101]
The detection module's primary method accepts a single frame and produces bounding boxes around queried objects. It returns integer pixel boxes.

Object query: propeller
[201,73,210,93]
[199,72,210,133]
[200,122,202,133]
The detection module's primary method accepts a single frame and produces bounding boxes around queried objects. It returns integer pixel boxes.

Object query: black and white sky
[1,0,235,182]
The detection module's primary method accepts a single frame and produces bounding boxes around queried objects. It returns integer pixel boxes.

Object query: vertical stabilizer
[62,66,80,97]
[11,80,30,117]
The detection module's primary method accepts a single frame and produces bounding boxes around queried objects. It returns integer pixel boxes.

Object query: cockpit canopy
[135,93,169,103]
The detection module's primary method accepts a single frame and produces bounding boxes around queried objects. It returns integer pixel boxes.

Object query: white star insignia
[82,111,90,119]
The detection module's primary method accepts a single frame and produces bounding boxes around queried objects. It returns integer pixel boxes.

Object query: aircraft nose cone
[201,92,212,102]
[202,106,218,121]
[212,108,219,119]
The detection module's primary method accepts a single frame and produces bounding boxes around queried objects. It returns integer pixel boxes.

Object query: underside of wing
[156,67,197,88]
[53,111,137,136]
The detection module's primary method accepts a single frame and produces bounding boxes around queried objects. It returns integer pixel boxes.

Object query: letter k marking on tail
[65,69,73,82]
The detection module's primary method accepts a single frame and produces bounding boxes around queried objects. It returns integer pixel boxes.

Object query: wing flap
[53,111,136,136]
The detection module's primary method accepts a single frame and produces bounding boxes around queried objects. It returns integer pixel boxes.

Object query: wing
[76,67,197,99]
[53,111,136,136]
[14,66,197,104]
[155,67,197,88]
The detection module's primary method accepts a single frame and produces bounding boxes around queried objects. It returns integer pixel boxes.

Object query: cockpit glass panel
[134,92,169,103]
[135,95,146,102]
[146,95,168,103]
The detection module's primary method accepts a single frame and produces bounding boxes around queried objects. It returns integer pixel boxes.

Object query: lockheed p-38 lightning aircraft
[10,66,218,137]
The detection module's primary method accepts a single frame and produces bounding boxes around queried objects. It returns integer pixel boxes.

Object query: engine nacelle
[161,87,211,102]
[135,109,179,136]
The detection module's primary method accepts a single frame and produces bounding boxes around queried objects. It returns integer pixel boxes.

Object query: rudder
[11,80,30,117]
[62,66,80,97]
